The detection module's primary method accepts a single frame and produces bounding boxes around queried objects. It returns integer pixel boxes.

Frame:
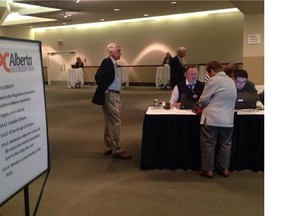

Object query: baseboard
[83,82,156,87]
[128,82,155,87]
[84,82,96,85]
[45,81,156,87]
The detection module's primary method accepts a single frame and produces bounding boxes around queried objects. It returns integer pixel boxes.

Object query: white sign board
[248,34,261,44]
[0,37,49,205]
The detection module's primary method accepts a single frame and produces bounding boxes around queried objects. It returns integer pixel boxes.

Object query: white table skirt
[67,68,84,88]
[155,66,170,88]
[118,67,129,87]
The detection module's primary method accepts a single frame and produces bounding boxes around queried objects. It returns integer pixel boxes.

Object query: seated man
[234,69,264,109]
[170,64,205,108]
[234,69,257,92]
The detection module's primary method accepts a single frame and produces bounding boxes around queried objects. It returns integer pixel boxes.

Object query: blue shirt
[108,57,121,91]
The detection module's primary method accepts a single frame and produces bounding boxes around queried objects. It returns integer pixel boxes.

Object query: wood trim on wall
[42,62,243,69]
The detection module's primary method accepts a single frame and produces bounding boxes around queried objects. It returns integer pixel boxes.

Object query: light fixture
[114,8,120,12]
[76,0,80,3]
[33,8,239,31]
[64,12,72,18]
[2,12,57,26]
[171,1,177,4]
[144,14,149,17]
[100,18,105,21]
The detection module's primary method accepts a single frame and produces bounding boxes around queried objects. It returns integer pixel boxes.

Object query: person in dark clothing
[169,47,186,89]
[234,69,257,92]
[75,57,84,68]
[91,43,131,160]
[162,52,172,65]
[169,64,204,109]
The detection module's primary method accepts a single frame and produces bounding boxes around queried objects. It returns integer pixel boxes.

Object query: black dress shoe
[103,150,113,156]
[199,170,213,179]
[112,151,132,160]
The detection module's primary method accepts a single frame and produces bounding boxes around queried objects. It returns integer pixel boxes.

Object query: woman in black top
[75,57,84,68]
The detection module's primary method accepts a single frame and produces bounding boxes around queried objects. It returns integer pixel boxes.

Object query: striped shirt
[204,74,210,83]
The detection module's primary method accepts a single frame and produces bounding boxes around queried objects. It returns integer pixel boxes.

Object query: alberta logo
[0,52,34,73]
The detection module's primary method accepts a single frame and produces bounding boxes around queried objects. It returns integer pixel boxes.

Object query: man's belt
[108,90,120,94]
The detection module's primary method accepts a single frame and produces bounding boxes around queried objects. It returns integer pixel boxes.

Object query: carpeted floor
[0,85,264,216]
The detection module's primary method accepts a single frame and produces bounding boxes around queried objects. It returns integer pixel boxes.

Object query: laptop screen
[180,93,199,110]
[235,91,258,109]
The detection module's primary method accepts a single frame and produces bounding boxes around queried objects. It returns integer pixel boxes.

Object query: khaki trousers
[102,92,122,153]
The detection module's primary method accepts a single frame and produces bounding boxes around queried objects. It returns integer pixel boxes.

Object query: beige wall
[243,13,264,85]
[33,11,244,83]
[2,12,263,84]
[0,26,34,39]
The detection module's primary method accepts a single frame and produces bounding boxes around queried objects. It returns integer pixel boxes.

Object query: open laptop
[235,91,258,109]
[180,93,200,111]
[71,64,79,68]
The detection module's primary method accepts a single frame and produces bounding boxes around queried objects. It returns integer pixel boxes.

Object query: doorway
[47,50,77,84]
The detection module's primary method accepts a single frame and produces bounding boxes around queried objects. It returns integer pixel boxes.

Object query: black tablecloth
[231,115,264,171]
[141,113,264,172]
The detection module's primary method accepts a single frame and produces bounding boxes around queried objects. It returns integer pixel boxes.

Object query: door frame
[46,50,77,84]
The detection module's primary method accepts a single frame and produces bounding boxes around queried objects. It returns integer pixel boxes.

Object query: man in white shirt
[169,64,204,109]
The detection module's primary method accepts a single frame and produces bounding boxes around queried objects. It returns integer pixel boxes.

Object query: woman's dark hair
[224,63,239,78]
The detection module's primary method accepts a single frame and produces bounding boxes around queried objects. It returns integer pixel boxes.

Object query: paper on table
[236,109,264,115]
[146,106,196,115]
[146,107,264,115]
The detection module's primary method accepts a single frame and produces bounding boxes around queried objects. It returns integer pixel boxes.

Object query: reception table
[118,67,129,87]
[141,107,264,172]
[155,66,170,89]
[67,68,84,88]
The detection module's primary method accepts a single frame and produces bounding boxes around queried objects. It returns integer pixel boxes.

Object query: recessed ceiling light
[171,1,177,4]
[34,8,239,31]
[100,19,105,21]
[144,14,149,17]
[114,8,120,12]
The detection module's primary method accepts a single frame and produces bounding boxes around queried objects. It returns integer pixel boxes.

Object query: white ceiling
[0,0,264,28]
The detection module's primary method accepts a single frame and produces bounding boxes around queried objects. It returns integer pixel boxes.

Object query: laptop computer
[71,64,79,68]
[235,91,258,109]
[180,93,200,111]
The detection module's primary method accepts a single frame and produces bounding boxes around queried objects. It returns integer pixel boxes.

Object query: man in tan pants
[92,43,131,159]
